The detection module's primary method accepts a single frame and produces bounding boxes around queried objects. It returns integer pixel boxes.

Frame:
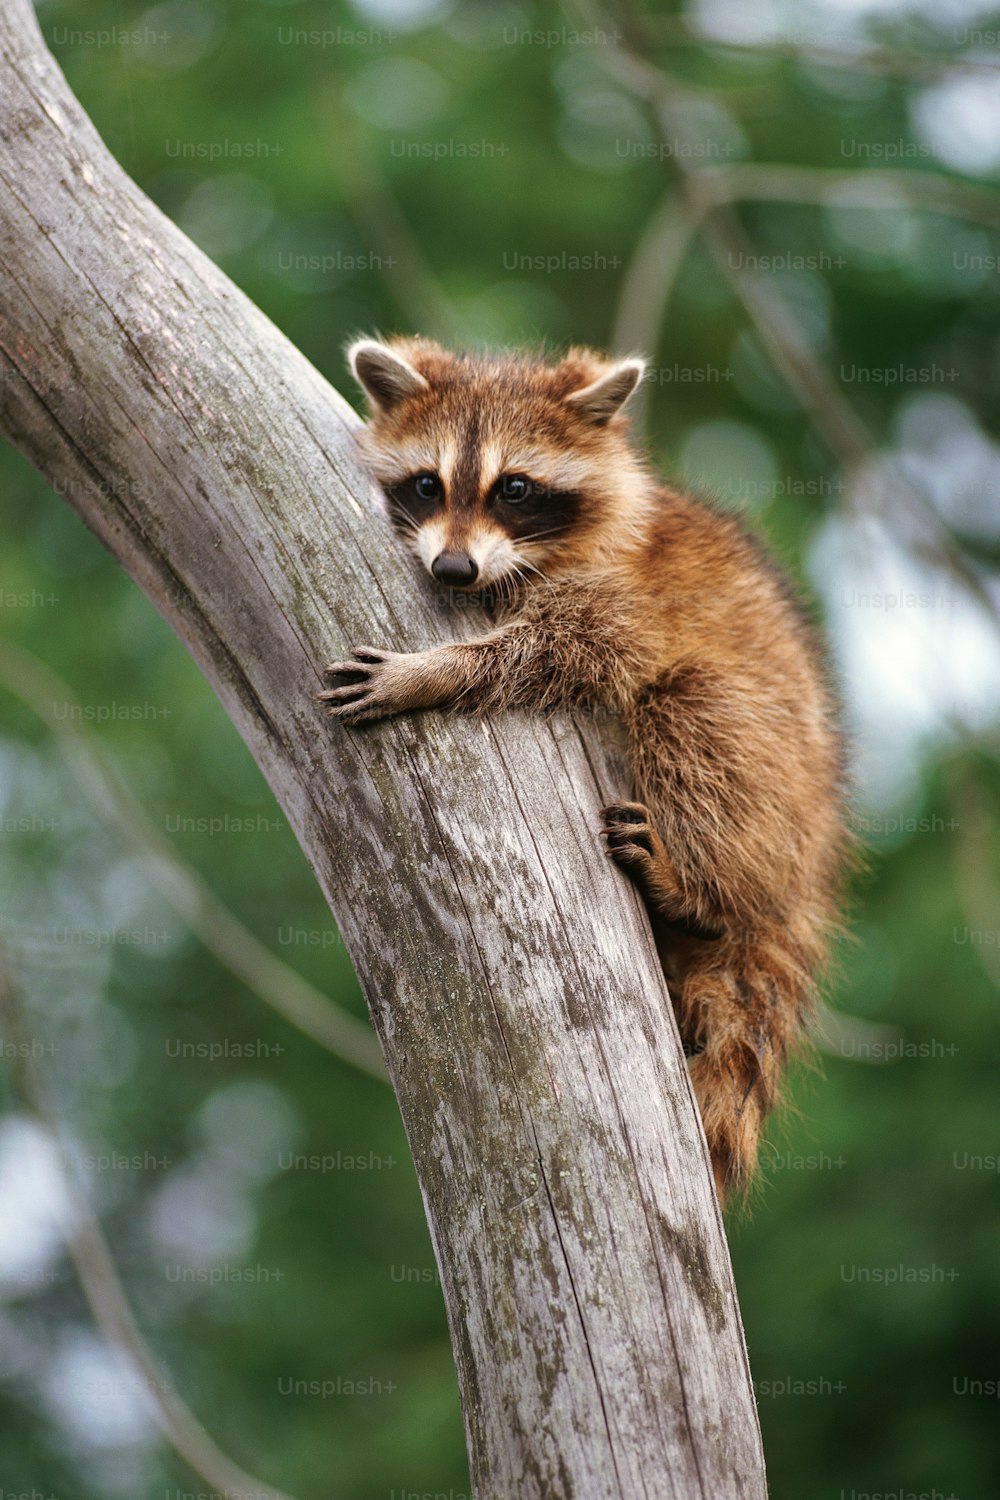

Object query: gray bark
[0,6,766,1497]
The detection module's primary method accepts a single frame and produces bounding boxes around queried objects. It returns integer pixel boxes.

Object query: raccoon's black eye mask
[489,478,582,540]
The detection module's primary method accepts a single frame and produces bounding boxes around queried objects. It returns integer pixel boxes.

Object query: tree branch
[0,6,766,1495]
[0,943,301,1500]
[0,638,386,1078]
[571,0,1000,637]
[612,193,704,435]
[634,14,1000,82]
[693,162,1000,233]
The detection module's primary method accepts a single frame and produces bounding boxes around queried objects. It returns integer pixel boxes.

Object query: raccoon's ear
[348,339,429,411]
[563,357,646,424]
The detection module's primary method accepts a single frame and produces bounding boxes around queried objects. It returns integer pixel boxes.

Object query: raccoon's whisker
[389,503,422,535]
[510,528,561,546]
[507,556,544,585]
[495,570,520,606]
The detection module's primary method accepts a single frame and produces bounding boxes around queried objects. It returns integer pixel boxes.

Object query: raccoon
[320,336,849,1200]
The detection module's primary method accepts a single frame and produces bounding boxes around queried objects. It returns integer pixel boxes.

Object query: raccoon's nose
[431,551,478,586]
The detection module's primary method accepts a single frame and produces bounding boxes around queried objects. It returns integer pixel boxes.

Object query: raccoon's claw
[600,802,724,943]
[317,647,399,724]
[323,647,388,678]
[599,801,656,860]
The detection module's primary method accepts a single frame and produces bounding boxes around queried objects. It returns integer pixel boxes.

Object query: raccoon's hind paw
[599,801,660,864]
[600,802,724,941]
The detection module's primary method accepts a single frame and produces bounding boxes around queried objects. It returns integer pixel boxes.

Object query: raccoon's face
[348,337,646,592]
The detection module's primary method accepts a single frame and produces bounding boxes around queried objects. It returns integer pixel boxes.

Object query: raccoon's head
[347,336,650,593]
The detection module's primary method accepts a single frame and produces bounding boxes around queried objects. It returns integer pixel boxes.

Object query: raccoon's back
[628,487,849,919]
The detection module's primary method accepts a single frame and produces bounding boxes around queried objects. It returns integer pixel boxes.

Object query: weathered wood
[0,7,767,1496]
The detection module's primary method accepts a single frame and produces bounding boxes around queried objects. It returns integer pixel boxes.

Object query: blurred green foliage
[2,0,1000,1497]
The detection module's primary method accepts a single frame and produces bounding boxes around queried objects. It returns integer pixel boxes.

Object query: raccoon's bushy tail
[676,923,821,1199]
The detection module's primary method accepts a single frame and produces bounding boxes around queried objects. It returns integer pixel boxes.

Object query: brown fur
[320,338,850,1202]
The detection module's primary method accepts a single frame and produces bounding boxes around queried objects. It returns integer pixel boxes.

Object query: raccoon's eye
[413,473,442,501]
[497,473,532,504]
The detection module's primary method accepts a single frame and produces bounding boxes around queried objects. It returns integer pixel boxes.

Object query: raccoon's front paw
[599,801,661,868]
[317,647,413,725]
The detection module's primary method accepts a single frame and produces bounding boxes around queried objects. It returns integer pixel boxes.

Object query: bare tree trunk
[0,7,766,1496]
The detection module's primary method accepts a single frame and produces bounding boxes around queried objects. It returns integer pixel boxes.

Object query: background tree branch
[0,638,386,1077]
[0,943,301,1500]
[0,4,766,1497]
